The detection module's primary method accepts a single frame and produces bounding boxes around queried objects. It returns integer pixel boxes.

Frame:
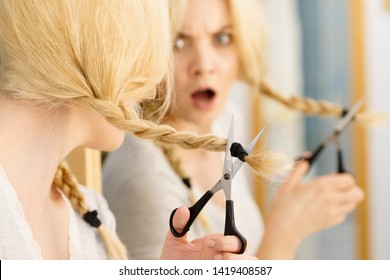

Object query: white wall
[363,0,390,259]
[262,0,305,158]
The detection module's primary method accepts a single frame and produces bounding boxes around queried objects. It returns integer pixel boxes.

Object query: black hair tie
[230,142,248,162]
[341,107,357,122]
[341,108,349,117]
[182,177,192,189]
[83,210,102,228]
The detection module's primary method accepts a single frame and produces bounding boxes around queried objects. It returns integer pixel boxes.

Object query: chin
[194,110,219,123]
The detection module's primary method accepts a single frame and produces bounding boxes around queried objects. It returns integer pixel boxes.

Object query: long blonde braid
[77,96,292,180]
[53,161,128,260]
[260,80,343,117]
[259,79,388,124]
[1,0,291,260]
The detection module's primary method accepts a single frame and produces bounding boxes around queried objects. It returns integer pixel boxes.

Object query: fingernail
[214,254,222,260]
[206,239,216,248]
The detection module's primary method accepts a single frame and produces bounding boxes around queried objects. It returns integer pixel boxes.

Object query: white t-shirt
[0,164,115,259]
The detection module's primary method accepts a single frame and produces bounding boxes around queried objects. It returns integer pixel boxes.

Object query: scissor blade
[232,127,265,178]
[334,98,365,134]
[223,116,234,174]
[245,127,265,154]
[222,116,234,199]
[302,98,365,169]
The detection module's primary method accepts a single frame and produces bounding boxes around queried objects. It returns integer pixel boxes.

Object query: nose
[189,42,215,77]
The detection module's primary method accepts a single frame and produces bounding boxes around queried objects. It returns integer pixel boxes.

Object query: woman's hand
[161,206,257,260]
[258,160,364,259]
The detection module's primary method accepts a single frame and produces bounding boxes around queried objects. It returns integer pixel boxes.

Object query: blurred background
[239,0,390,259]
[70,0,390,260]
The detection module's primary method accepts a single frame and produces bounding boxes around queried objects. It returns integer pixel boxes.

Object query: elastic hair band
[230,142,248,162]
[182,177,192,189]
[341,107,357,122]
[83,210,102,228]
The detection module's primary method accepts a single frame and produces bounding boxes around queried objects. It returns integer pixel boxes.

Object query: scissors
[169,118,265,254]
[299,98,365,173]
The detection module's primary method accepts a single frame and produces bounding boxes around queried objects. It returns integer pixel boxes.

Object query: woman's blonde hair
[1,0,287,259]
[0,0,174,260]
[169,0,266,90]
[169,0,379,122]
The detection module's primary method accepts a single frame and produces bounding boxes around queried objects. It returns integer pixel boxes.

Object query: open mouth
[191,88,216,101]
[191,88,216,110]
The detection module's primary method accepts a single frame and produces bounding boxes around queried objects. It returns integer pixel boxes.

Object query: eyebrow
[217,24,233,32]
[177,24,233,38]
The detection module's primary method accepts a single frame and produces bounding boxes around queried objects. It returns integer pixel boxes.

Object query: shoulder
[109,133,161,163]
[103,133,167,178]
[103,133,181,198]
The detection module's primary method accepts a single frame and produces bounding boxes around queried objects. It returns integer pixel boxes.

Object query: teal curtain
[297,0,358,259]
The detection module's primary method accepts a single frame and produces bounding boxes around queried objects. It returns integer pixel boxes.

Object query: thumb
[170,206,190,238]
[161,206,191,259]
[281,160,309,189]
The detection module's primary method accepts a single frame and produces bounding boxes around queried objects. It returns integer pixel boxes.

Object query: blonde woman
[0,0,259,260]
[102,0,364,260]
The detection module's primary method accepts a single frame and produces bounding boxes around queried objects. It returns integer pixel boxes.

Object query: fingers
[328,187,364,225]
[161,207,191,259]
[197,234,247,259]
[327,191,363,227]
[323,173,356,190]
[164,207,253,260]
[311,174,363,207]
[296,151,312,161]
[281,160,309,190]
[337,185,364,208]
[209,235,243,253]
[283,173,365,235]
[314,176,364,228]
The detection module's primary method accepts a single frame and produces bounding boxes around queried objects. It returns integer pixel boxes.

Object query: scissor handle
[306,143,325,166]
[296,143,326,173]
[224,200,247,254]
[337,149,347,173]
[169,190,214,237]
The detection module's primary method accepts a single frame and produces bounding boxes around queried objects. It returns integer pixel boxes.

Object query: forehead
[180,0,232,34]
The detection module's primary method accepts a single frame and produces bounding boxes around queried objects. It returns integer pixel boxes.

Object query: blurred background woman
[103,0,364,260]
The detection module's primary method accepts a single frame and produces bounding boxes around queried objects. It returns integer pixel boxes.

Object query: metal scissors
[298,98,365,173]
[169,118,265,254]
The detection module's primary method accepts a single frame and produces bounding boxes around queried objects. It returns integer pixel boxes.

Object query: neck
[0,96,83,206]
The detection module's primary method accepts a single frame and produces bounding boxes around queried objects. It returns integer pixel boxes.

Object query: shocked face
[172,0,240,130]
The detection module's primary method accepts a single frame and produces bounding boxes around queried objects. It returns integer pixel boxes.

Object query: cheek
[219,50,240,89]
[224,50,240,79]
[174,54,189,91]
[173,89,189,114]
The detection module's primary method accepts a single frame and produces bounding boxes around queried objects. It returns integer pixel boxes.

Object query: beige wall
[363,0,390,259]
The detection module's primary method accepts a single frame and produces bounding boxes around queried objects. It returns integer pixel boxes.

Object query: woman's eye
[174,37,186,50]
[214,33,232,45]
